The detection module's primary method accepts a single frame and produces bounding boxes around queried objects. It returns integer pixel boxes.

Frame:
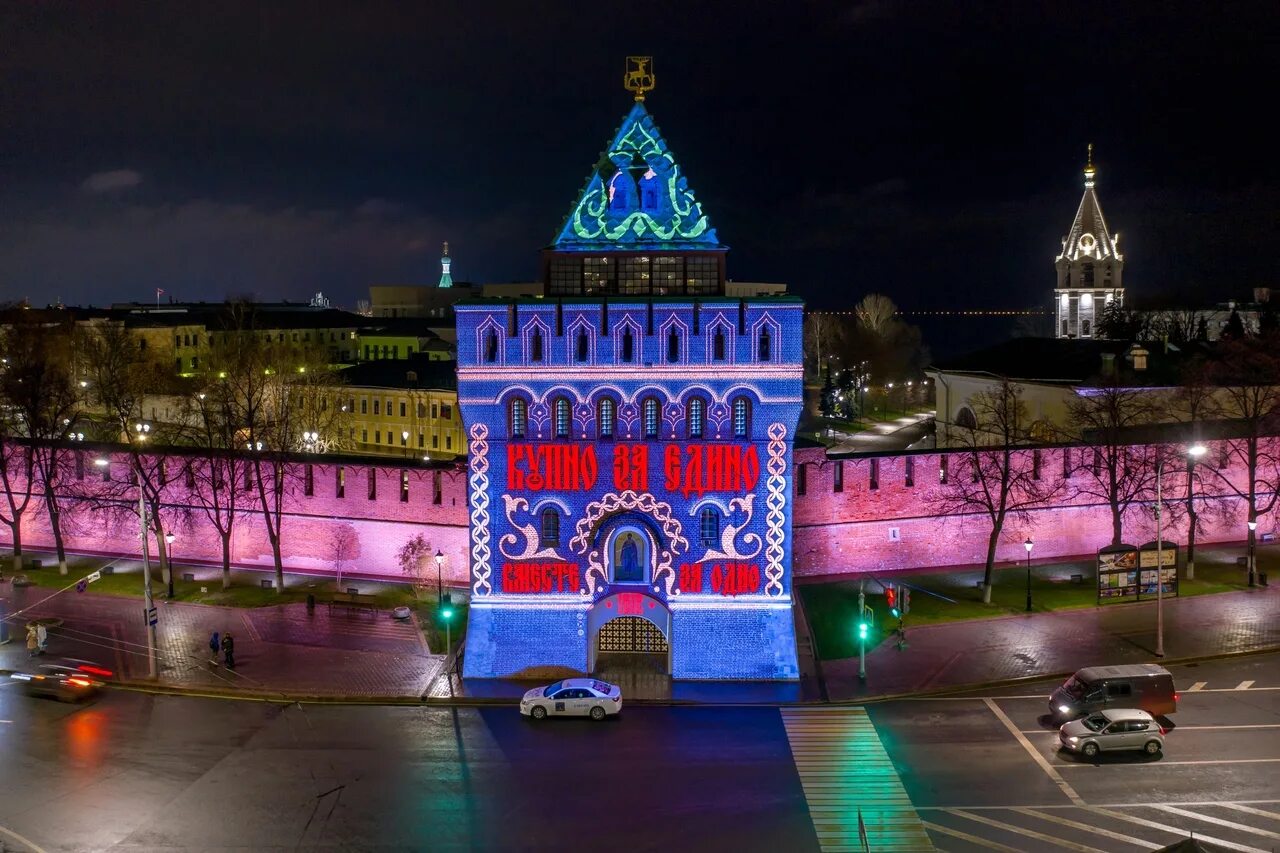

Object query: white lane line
[1059,758,1280,768]
[942,809,1106,852]
[891,694,1050,701]
[1020,723,1280,734]
[0,823,50,853]
[1086,807,1267,853]
[1011,807,1152,848]
[1220,803,1280,821]
[1236,680,1256,690]
[1188,686,1280,693]
[982,698,1084,806]
[1152,805,1280,840]
[918,800,1280,812]
[923,821,1025,852]
[1187,681,1207,691]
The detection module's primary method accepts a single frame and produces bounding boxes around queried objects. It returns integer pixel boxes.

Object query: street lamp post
[1185,444,1207,580]
[164,531,176,598]
[1024,537,1034,612]
[402,431,410,459]
[1247,519,1257,587]
[138,488,158,678]
[1155,457,1165,657]
[434,549,444,605]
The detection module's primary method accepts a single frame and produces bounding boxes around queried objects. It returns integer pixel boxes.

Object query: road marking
[1011,807,1154,848]
[1021,723,1280,734]
[1059,758,1280,768]
[982,698,1084,806]
[918,800,1280,812]
[892,694,1050,701]
[1086,807,1267,853]
[782,707,936,852]
[1236,680,1256,690]
[1220,803,1280,822]
[922,821,1025,852]
[1187,681,1207,691]
[943,809,1106,851]
[1153,805,1280,840]
[0,823,50,853]
[1190,686,1280,693]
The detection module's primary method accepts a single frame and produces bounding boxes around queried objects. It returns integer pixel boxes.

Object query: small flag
[156,288,165,295]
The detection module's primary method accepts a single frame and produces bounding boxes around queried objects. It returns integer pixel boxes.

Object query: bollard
[306,593,315,610]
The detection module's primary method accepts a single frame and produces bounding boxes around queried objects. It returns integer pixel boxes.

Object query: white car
[1058,708,1165,758]
[520,678,622,721]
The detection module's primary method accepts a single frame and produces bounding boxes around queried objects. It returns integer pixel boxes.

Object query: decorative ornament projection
[469,424,493,596]
[764,423,788,597]
[552,101,721,251]
[570,490,689,598]
[499,495,565,561]
[694,495,763,562]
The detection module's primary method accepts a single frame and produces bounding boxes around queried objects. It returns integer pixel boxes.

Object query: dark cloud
[80,169,142,193]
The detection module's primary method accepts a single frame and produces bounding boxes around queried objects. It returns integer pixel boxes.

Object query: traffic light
[886,584,899,618]
[902,588,911,615]
[857,616,869,642]
[440,593,455,622]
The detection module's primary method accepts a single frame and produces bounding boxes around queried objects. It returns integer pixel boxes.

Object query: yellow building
[336,356,463,459]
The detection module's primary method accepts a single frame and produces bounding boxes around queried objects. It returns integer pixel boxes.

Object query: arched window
[688,398,705,438]
[484,329,498,363]
[956,406,977,430]
[758,328,772,362]
[510,399,527,438]
[621,328,635,362]
[700,507,720,546]
[732,397,750,438]
[576,330,588,363]
[529,328,544,362]
[713,328,726,361]
[639,172,659,211]
[540,508,560,547]
[643,397,661,438]
[608,173,633,212]
[667,327,680,363]
[598,398,615,439]
[554,397,571,438]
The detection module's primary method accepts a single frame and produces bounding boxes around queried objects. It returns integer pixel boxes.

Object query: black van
[1049,664,1177,721]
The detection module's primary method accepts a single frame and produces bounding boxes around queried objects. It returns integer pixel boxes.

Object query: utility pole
[1155,458,1164,657]
[858,580,867,682]
[139,489,158,678]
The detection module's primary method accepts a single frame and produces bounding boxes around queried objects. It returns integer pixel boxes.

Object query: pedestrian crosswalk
[919,802,1280,852]
[782,707,936,852]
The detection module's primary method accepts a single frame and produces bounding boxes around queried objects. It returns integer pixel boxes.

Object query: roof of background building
[337,354,457,391]
[929,337,1207,386]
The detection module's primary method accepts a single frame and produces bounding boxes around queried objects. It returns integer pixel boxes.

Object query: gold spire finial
[624,56,656,102]
[1085,143,1096,174]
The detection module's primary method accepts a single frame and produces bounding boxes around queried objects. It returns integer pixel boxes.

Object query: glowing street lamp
[1024,537,1034,612]
[1247,519,1258,587]
[435,549,444,605]
[164,531,177,598]
[1185,443,1207,579]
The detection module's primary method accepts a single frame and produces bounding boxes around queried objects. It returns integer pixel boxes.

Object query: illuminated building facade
[1055,146,1125,338]
[458,79,802,680]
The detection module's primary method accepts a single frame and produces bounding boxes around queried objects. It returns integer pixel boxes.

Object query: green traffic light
[857,621,869,640]
[441,606,455,621]
[890,607,901,618]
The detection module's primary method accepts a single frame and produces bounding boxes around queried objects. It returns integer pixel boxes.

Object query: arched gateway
[457,67,801,681]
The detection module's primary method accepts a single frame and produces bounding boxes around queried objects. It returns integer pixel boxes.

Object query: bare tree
[397,531,435,600]
[854,294,896,338]
[803,312,849,384]
[939,382,1060,603]
[1207,335,1280,585]
[0,315,84,574]
[328,523,360,588]
[1065,381,1160,545]
[1168,357,1222,576]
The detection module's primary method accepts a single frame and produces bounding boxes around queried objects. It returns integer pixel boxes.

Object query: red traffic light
[885,586,896,609]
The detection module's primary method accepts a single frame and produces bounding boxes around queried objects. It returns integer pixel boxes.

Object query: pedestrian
[221,631,235,670]
[209,630,221,662]
[36,622,48,654]
[26,625,38,658]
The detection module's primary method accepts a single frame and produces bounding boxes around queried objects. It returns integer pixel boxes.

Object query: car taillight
[1159,726,1167,735]
[77,665,113,677]
[1174,693,1179,702]
[68,677,92,687]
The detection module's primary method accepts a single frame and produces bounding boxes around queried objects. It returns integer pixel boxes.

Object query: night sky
[2,2,1276,316]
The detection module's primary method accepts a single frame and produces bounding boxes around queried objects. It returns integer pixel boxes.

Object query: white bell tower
[1055,145,1124,338]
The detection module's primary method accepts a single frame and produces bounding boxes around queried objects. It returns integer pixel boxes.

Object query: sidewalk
[0,581,444,699]
[822,586,1279,701]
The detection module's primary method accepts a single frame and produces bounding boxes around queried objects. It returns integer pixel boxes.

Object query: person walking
[221,632,235,670]
[209,630,221,662]
[26,625,38,658]
[36,622,48,655]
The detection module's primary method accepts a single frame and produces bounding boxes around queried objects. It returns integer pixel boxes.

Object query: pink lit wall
[0,448,472,586]
[791,442,1269,578]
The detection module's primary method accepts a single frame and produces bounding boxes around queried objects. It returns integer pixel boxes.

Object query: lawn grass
[799,550,1265,662]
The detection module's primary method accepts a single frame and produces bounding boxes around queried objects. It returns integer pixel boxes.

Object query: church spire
[1054,145,1125,339]
[438,241,452,288]
[1083,143,1096,188]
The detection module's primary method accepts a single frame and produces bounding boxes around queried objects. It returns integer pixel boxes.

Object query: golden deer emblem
[624,56,656,101]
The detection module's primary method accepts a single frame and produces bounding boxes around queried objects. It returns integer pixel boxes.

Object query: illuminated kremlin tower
[1055,146,1125,338]
[456,61,802,681]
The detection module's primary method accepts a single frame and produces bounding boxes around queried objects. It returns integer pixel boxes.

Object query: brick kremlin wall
[790,442,1262,578]
[0,440,1266,585]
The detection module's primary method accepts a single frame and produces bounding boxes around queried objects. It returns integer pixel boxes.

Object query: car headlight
[1067,736,1078,743]
[1058,705,1070,714]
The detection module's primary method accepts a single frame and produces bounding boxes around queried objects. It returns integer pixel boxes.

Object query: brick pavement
[0,583,443,698]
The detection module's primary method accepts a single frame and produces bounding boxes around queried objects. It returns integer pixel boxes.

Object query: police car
[520,678,623,721]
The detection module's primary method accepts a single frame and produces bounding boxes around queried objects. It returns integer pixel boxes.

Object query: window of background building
[688,398,704,438]
[619,257,649,295]
[540,508,560,547]
[400,401,407,417]
[555,397,571,438]
[373,399,380,415]
[732,397,750,438]
[442,404,452,420]
[510,399,527,438]
[643,398,661,438]
[446,435,452,450]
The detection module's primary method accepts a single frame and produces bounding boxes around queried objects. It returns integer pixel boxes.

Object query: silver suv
[1058,708,1165,758]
